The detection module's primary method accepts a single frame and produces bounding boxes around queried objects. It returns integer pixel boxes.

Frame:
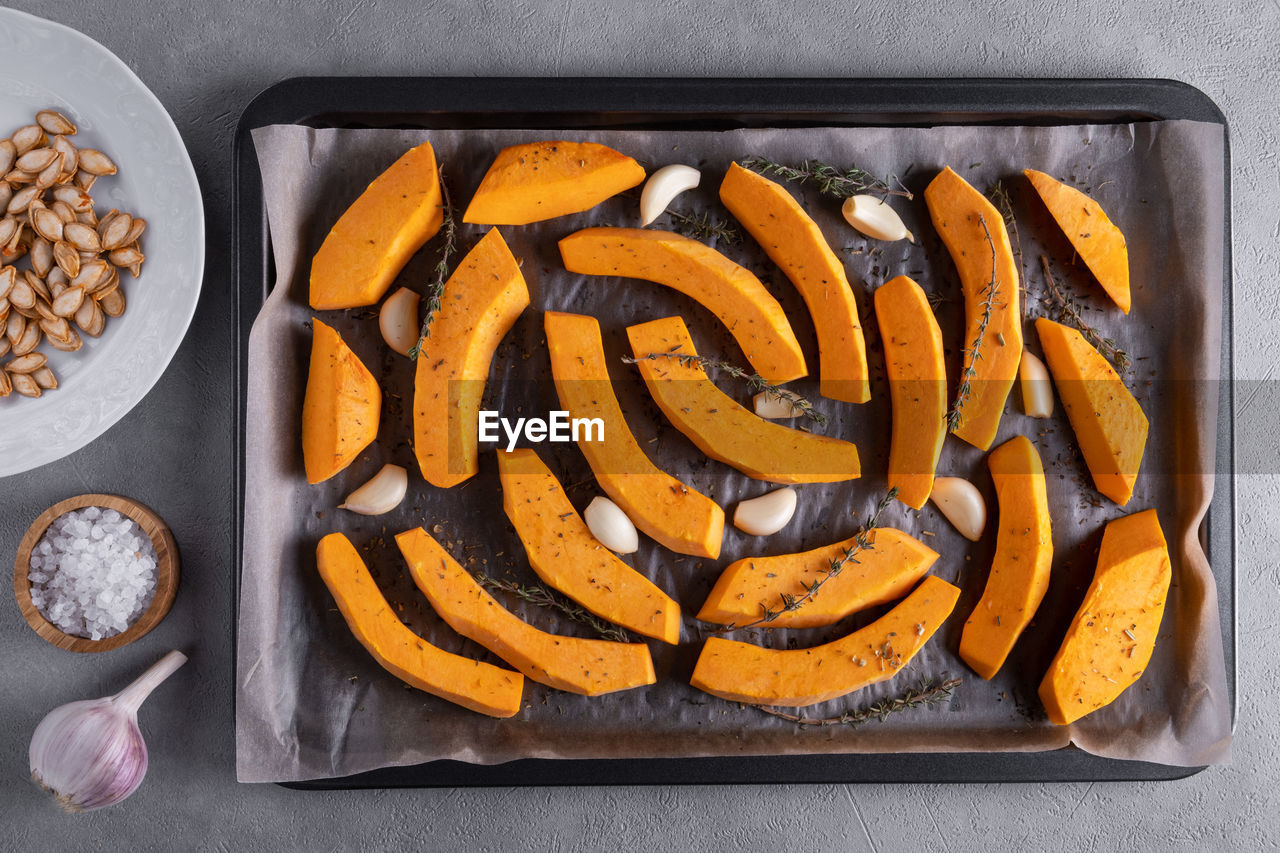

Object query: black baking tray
[232,77,1235,787]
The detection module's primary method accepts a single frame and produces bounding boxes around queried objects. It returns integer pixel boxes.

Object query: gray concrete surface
[0,0,1274,849]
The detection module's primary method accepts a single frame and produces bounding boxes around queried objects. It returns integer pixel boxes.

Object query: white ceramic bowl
[0,8,204,476]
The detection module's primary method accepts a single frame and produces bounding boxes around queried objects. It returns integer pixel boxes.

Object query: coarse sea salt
[28,507,158,640]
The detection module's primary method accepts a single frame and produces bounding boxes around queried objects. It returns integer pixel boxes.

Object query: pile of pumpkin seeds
[0,109,145,400]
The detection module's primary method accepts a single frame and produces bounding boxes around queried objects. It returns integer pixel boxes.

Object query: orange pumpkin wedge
[310,142,443,310]
[719,162,870,403]
[1024,169,1130,313]
[691,575,960,707]
[315,533,523,718]
[924,166,1023,450]
[302,319,381,484]
[958,435,1054,680]
[414,228,529,488]
[626,316,859,484]
[696,526,938,629]
[874,275,946,509]
[545,311,724,558]
[1035,317,1147,505]
[1039,509,1170,725]
[558,227,807,383]
[463,141,645,225]
[395,526,656,696]
[497,448,681,644]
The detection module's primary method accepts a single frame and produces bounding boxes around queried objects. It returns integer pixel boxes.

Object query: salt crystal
[28,507,159,640]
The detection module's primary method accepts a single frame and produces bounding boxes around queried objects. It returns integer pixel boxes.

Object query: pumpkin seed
[0,218,15,248]
[10,371,39,397]
[36,110,76,136]
[108,245,144,268]
[74,259,110,292]
[0,140,14,175]
[122,217,146,246]
[0,266,13,299]
[51,200,76,224]
[8,277,34,310]
[12,320,41,355]
[0,367,9,396]
[51,285,84,317]
[52,185,93,213]
[35,154,64,190]
[43,321,80,352]
[63,221,101,253]
[73,170,97,191]
[77,149,117,176]
[5,310,22,343]
[0,184,12,210]
[53,241,80,278]
[7,185,40,214]
[5,352,45,373]
[16,148,57,172]
[51,135,78,174]
[98,287,124,317]
[100,212,132,249]
[30,239,52,277]
[11,125,44,154]
[25,270,50,302]
[32,365,57,389]
[74,293,96,328]
[82,301,105,336]
[30,206,63,242]
[47,267,69,290]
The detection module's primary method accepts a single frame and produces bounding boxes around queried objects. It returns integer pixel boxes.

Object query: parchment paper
[237,120,1231,782]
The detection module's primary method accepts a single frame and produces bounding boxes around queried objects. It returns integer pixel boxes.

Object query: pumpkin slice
[958,436,1054,680]
[874,275,947,509]
[315,533,523,718]
[719,162,869,403]
[1039,509,1170,725]
[626,316,860,484]
[559,227,807,383]
[691,575,960,707]
[302,319,381,484]
[697,527,938,629]
[497,448,681,644]
[1024,169,1130,314]
[1035,317,1147,505]
[310,142,443,310]
[463,141,645,225]
[924,167,1023,451]
[414,228,530,488]
[545,311,724,558]
[395,527,656,696]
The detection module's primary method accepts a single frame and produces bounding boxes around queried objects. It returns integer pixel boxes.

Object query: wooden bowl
[13,494,179,653]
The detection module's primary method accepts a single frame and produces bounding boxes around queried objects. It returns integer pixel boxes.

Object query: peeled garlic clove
[583,496,639,554]
[753,391,805,419]
[841,195,914,243]
[640,164,701,227]
[929,477,986,541]
[733,487,797,536]
[1019,350,1054,418]
[379,287,420,356]
[339,464,408,515]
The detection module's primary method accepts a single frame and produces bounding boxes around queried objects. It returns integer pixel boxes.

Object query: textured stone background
[0,1,1273,849]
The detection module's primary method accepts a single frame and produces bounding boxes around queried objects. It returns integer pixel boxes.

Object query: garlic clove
[340,464,408,516]
[1019,350,1055,418]
[734,487,797,536]
[753,391,805,419]
[583,496,639,554]
[30,650,185,812]
[841,195,914,243]
[640,164,701,227]
[929,477,987,541]
[379,287,420,356]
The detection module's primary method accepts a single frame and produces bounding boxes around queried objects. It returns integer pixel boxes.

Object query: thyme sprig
[622,349,827,427]
[473,573,633,644]
[740,156,912,200]
[1038,255,1131,374]
[408,168,457,360]
[753,676,962,727]
[946,214,1000,433]
[986,180,1025,300]
[665,208,742,244]
[707,486,899,633]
